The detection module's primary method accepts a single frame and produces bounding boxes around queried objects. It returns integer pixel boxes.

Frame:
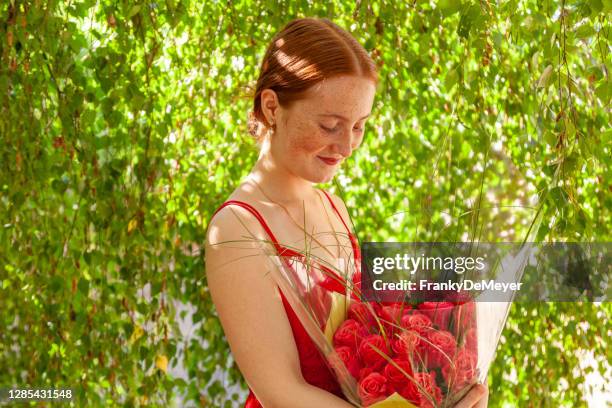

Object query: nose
[336,140,352,158]
[334,129,355,158]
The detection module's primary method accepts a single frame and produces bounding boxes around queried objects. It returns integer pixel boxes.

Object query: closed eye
[320,125,364,133]
[320,125,339,133]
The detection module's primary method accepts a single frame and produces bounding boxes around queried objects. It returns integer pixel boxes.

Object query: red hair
[247,17,379,141]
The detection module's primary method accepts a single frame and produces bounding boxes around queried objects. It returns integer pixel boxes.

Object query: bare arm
[205,206,356,408]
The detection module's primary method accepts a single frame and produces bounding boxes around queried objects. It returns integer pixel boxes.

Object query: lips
[318,156,341,165]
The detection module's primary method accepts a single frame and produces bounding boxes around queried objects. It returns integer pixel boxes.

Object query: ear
[260,89,279,126]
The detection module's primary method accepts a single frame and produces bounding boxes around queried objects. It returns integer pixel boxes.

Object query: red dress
[212,189,361,407]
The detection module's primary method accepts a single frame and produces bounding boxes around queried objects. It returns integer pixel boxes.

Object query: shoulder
[205,200,278,294]
[206,184,266,246]
[206,200,273,256]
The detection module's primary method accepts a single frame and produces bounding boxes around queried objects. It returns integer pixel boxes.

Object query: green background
[0,0,610,406]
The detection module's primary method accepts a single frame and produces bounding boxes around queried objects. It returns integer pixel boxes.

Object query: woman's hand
[454,383,488,408]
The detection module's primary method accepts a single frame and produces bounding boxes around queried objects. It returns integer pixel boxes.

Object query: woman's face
[263,75,376,184]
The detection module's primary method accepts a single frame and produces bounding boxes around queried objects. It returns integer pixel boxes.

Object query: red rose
[358,334,389,370]
[358,372,388,407]
[333,319,366,349]
[348,301,380,327]
[442,348,478,392]
[398,371,443,408]
[379,303,411,322]
[425,330,457,368]
[383,359,413,390]
[400,312,433,335]
[335,345,362,380]
[391,330,422,359]
[418,301,455,329]
[359,366,376,381]
[378,303,412,339]
[464,327,477,354]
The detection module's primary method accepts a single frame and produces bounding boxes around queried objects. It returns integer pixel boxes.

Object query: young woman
[206,18,488,407]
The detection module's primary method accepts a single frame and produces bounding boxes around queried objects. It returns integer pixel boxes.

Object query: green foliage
[0,0,609,407]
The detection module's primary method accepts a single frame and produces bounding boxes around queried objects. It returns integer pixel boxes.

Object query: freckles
[288,122,324,154]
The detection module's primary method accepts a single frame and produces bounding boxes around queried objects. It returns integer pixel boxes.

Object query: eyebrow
[318,113,371,121]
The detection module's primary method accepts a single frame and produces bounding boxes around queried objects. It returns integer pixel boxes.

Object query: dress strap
[318,189,354,237]
[212,200,303,258]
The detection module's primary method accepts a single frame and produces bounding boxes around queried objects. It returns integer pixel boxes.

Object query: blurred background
[0,0,610,406]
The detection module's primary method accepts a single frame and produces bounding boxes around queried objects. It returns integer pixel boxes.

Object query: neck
[248,144,317,207]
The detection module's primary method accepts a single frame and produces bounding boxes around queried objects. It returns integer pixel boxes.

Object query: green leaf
[49,276,65,293]
[126,5,142,18]
[438,0,462,16]
[536,65,554,88]
[445,66,459,90]
[575,24,595,39]
[594,80,610,102]
[77,278,90,295]
[590,0,604,15]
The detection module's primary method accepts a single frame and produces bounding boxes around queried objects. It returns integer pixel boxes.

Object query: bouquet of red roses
[332,298,478,407]
[265,241,530,407]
